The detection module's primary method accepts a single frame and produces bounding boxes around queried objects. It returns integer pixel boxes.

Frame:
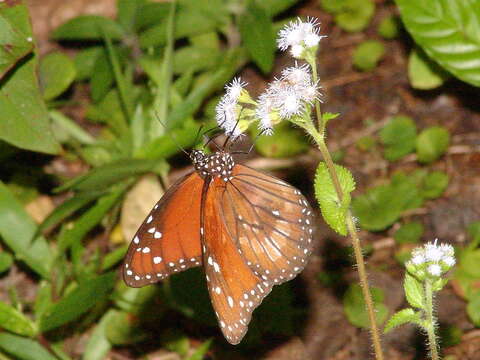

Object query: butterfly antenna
[223,108,246,149]
[154,112,189,156]
[230,128,268,155]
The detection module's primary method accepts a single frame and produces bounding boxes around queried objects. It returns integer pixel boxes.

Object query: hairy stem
[425,280,439,360]
[304,56,385,360]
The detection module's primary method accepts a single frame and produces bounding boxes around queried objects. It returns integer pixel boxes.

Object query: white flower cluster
[407,239,455,278]
[215,78,247,138]
[277,17,325,59]
[256,64,319,133]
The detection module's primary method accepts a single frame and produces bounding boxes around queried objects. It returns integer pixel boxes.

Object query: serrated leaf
[395,0,480,87]
[379,116,417,161]
[416,126,450,163]
[239,1,275,73]
[51,15,124,41]
[432,278,448,292]
[384,308,421,333]
[404,273,425,309]
[353,40,385,71]
[408,46,449,90]
[314,162,356,235]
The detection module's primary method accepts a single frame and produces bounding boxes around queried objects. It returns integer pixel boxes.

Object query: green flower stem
[424,280,439,360]
[302,54,385,360]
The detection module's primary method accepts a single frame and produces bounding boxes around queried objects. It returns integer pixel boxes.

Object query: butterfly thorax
[190,150,235,182]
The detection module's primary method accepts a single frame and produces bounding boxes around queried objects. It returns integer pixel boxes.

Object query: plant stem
[304,56,385,360]
[425,280,439,360]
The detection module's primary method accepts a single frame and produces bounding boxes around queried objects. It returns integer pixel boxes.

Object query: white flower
[256,93,274,135]
[425,243,443,262]
[277,17,325,59]
[443,256,456,267]
[439,243,454,257]
[215,78,247,138]
[427,264,442,277]
[411,254,425,265]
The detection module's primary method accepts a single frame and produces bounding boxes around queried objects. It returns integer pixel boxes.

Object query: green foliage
[343,284,388,328]
[0,252,13,273]
[51,15,125,40]
[332,0,375,33]
[356,135,376,151]
[379,115,417,161]
[408,47,449,90]
[378,15,400,39]
[0,3,60,154]
[352,40,385,71]
[394,222,424,244]
[396,0,480,87]
[404,273,425,309]
[353,168,449,231]
[0,333,57,360]
[416,126,450,163]
[0,301,37,337]
[466,291,480,327]
[253,122,310,158]
[384,308,421,333]
[239,1,276,73]
[314,162,356,235]
[39,52,76,100]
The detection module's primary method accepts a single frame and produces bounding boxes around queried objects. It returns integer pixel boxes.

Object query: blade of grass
[102,29,133,132]
[0,301,37,337]
[149,0,176,139]
[101,245,128,272]
[38,190,106,234]
[39,272,116,332]
[0,181,52,278]
[166,47,248,129]
[54,159,160,193]
[0,333,56,360]
[57,186,127,254]
[49,110,95,145]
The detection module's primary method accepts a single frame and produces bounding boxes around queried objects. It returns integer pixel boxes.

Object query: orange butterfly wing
[203,165,315,344]
[123,172,204,287]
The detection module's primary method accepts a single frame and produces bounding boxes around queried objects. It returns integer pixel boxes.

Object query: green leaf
[239,1,275,73]
[0,251,13,273]
[353,40,385,71]
[416,126,450,163]
[468,221,480,247]
[39,52,76,101]
[0,4,60,155]
[51,15,124,41]
[379,115,417,161]
[320,0,347,14]
[394,222,424,244]
[56,159,159,193]
[104,309,149,345]
[0,8,33,79]
[420,171,449,199]
[467,291,480,326]
[0,181,52,278]
[335,0,375,33]
[0,333,56,360]
[90,48,115,103]
[0,301,36,337]
[117,0,146,33]
[38,190,105,233]
[314,162,356,235]
[458,248,480,278]
[404,273,425,309]
[83,310,116,360]
[172,46,221,75]
[408,47,449,90]
[134,2,170,31]
[73,46,103,81]
[343,284,388,328]
[187,339,213,360]
[101,245,127,271]
[253,122,309,158]
[262,0,299,16]
[378,15,401,39]
[39,272,116,332]
[49,110,96,145]
[395,0,480,87]
[384,308,421,333]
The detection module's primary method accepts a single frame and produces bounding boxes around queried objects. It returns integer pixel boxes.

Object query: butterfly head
[191,150,235,181]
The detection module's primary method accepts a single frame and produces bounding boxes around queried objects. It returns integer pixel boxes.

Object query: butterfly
[122,145,315,344]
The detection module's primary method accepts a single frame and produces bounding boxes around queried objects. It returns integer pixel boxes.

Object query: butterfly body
[123,148,315,344]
